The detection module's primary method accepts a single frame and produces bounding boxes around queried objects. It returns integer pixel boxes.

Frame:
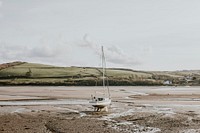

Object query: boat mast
[101,46,111,99]
[102,46,105,88]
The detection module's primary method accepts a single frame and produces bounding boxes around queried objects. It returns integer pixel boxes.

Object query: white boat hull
[89,98,111,108]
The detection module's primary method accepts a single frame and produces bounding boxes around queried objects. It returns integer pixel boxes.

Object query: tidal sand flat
[1,86,200,133]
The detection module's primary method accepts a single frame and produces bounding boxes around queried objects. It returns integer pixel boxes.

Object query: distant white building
[163,80,172,85]
[184,76,193,82]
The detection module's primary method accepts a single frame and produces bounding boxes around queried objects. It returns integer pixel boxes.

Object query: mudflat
[0,86,200,133]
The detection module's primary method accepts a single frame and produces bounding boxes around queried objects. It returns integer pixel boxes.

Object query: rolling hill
[0,61,199,86]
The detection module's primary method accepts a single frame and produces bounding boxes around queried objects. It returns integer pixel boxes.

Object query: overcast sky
[0,0,200,71]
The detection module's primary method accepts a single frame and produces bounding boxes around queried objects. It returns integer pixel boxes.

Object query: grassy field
[0,62,200,86]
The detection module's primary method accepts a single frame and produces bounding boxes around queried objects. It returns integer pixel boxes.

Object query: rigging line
[102,46,105,88]
[102,46,111,99]
[102,46,106,96]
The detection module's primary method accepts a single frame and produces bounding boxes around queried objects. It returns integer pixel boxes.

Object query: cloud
[0,35,69,65]
[138,44,153,55]
[0,42,27,60]
[106,45,141,66]
[0,1,3,18]
[79,34,141,66]
[0,1,2,7]
[28,45,60,58]
[0,42,55,61]
[79,34,100,54]
[107,45,122,55]
[30,34,69,58]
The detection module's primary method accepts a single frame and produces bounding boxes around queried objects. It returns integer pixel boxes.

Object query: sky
[0,0,200,71]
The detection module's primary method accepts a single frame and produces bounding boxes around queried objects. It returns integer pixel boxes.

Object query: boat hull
[89,99,111,108]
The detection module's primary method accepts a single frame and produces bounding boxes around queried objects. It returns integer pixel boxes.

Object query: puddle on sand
[80,112,87,117]
[168,98,200,101]
[12,108,32,113]
[101,109,135,121]
[0,99,89,106]
[125,91,149,96]
[53,106,87,118]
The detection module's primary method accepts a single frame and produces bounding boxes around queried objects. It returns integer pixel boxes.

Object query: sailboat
[89,46,111,111]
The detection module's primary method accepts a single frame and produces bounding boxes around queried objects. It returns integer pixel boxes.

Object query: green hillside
[0,62,200,86]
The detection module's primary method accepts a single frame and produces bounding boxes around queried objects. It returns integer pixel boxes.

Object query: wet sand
[0,86,200,133]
